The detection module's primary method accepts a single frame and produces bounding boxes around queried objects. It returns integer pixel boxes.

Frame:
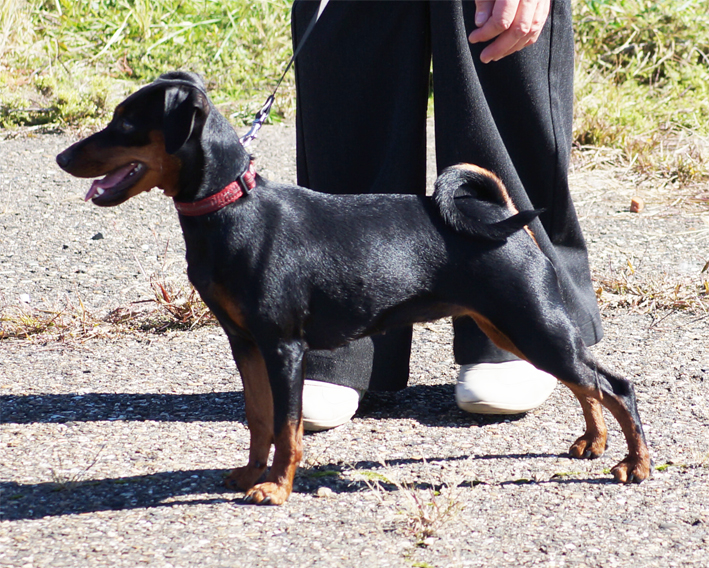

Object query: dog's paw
[610,455,652,484]
[569,432,607,460]
[224,465,267,491]
[243,482,292,506]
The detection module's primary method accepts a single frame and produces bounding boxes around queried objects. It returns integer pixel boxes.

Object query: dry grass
[3,268,707,342]
[595,259,709,313]
[147,276,215,330]
[0,295,109,341]
[50,443,108,491]
[0,279,215,342]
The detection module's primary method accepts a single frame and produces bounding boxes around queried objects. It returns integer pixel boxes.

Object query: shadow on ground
[0,392,248,424]
[1,385,527,427]
[2,385,560,521]
[0,451,608,521]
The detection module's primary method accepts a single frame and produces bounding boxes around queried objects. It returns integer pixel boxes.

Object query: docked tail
[433,164,542,241]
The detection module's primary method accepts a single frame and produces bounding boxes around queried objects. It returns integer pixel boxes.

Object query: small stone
[316,487,334,499]
[91,232,104,240]
[630,197,644,213]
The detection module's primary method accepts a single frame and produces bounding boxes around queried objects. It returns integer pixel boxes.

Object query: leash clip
[239,95,275,148]
[236,0,329,148]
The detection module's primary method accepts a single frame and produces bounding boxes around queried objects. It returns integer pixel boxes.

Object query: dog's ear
[162,84,209,154]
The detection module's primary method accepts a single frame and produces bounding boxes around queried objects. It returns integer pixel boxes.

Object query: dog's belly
[302,299,459,351]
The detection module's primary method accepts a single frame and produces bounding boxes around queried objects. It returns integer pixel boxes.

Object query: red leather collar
[174,162,256,216]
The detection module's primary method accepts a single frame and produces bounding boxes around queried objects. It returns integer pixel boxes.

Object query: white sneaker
[302,379,363,431]
[455,361,557,414]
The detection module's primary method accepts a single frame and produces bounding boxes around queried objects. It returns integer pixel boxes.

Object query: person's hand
[468,0,551,63]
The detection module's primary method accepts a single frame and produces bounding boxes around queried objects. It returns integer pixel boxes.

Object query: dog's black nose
[56,150,71,169]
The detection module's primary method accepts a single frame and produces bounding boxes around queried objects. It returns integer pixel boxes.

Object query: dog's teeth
[96,187,105,196]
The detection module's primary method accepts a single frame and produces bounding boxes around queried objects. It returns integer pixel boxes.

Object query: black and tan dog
[57,72,651,505]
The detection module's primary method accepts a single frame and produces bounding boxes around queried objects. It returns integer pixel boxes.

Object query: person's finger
[468,0,521,45]
[471,0,550,63]
[473,0,496,27]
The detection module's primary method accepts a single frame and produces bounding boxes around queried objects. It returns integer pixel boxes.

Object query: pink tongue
[84,163,137,201]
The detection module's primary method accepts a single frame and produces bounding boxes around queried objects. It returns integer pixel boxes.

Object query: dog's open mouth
[85,162,147,205]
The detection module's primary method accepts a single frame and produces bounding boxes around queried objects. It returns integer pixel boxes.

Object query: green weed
[2,0,709,181]
[305,470,342,480]
[551,471,583,478]
[573,0,709,182]
[0,0,293,127]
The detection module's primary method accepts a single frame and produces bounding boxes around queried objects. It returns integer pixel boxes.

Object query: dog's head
[56,71,211,206]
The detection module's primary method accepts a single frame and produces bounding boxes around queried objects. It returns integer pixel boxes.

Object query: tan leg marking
[245,417,304,505]
[561,383,650,483]
[569,394,608,459]
[224,346,274,492]
[206,285,274,492]
[601,395,651,483]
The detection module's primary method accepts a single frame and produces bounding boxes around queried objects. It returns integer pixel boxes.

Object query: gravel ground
[1,123,708,568]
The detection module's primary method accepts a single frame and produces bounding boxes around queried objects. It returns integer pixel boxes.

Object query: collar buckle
[238,162,257,194]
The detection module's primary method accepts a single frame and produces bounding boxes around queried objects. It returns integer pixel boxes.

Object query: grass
[2,0,709,184]
[573,0,709,183]
[349,464,464,546]
[0,276,215,341]
[594,256,709,312]
[50,442,107,491]
[2,266,706,341]
[0,0,293,128]
[596,274,709,312]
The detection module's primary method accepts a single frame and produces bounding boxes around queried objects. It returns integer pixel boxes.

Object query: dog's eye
[117,118,135,134]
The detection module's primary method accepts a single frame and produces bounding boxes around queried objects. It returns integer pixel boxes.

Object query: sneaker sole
[456,399,547,415]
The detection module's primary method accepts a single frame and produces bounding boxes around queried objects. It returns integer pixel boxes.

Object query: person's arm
[468,0,551,63]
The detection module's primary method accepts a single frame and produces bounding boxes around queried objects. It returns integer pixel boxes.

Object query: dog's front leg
[243,338,305,505]
[224,336,273,492]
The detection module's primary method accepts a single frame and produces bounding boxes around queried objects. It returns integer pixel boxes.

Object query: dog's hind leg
[224,336,273,492]
[569,393,607,460]
[242,338,305,505]
[467,301,650,483]
[570,356,651,483]
[559,354,650,483]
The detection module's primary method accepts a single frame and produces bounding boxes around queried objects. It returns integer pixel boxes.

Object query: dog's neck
[173,161,256,216]
[173,109,252,206]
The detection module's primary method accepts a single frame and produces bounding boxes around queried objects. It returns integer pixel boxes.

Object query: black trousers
[292,0,603,392]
